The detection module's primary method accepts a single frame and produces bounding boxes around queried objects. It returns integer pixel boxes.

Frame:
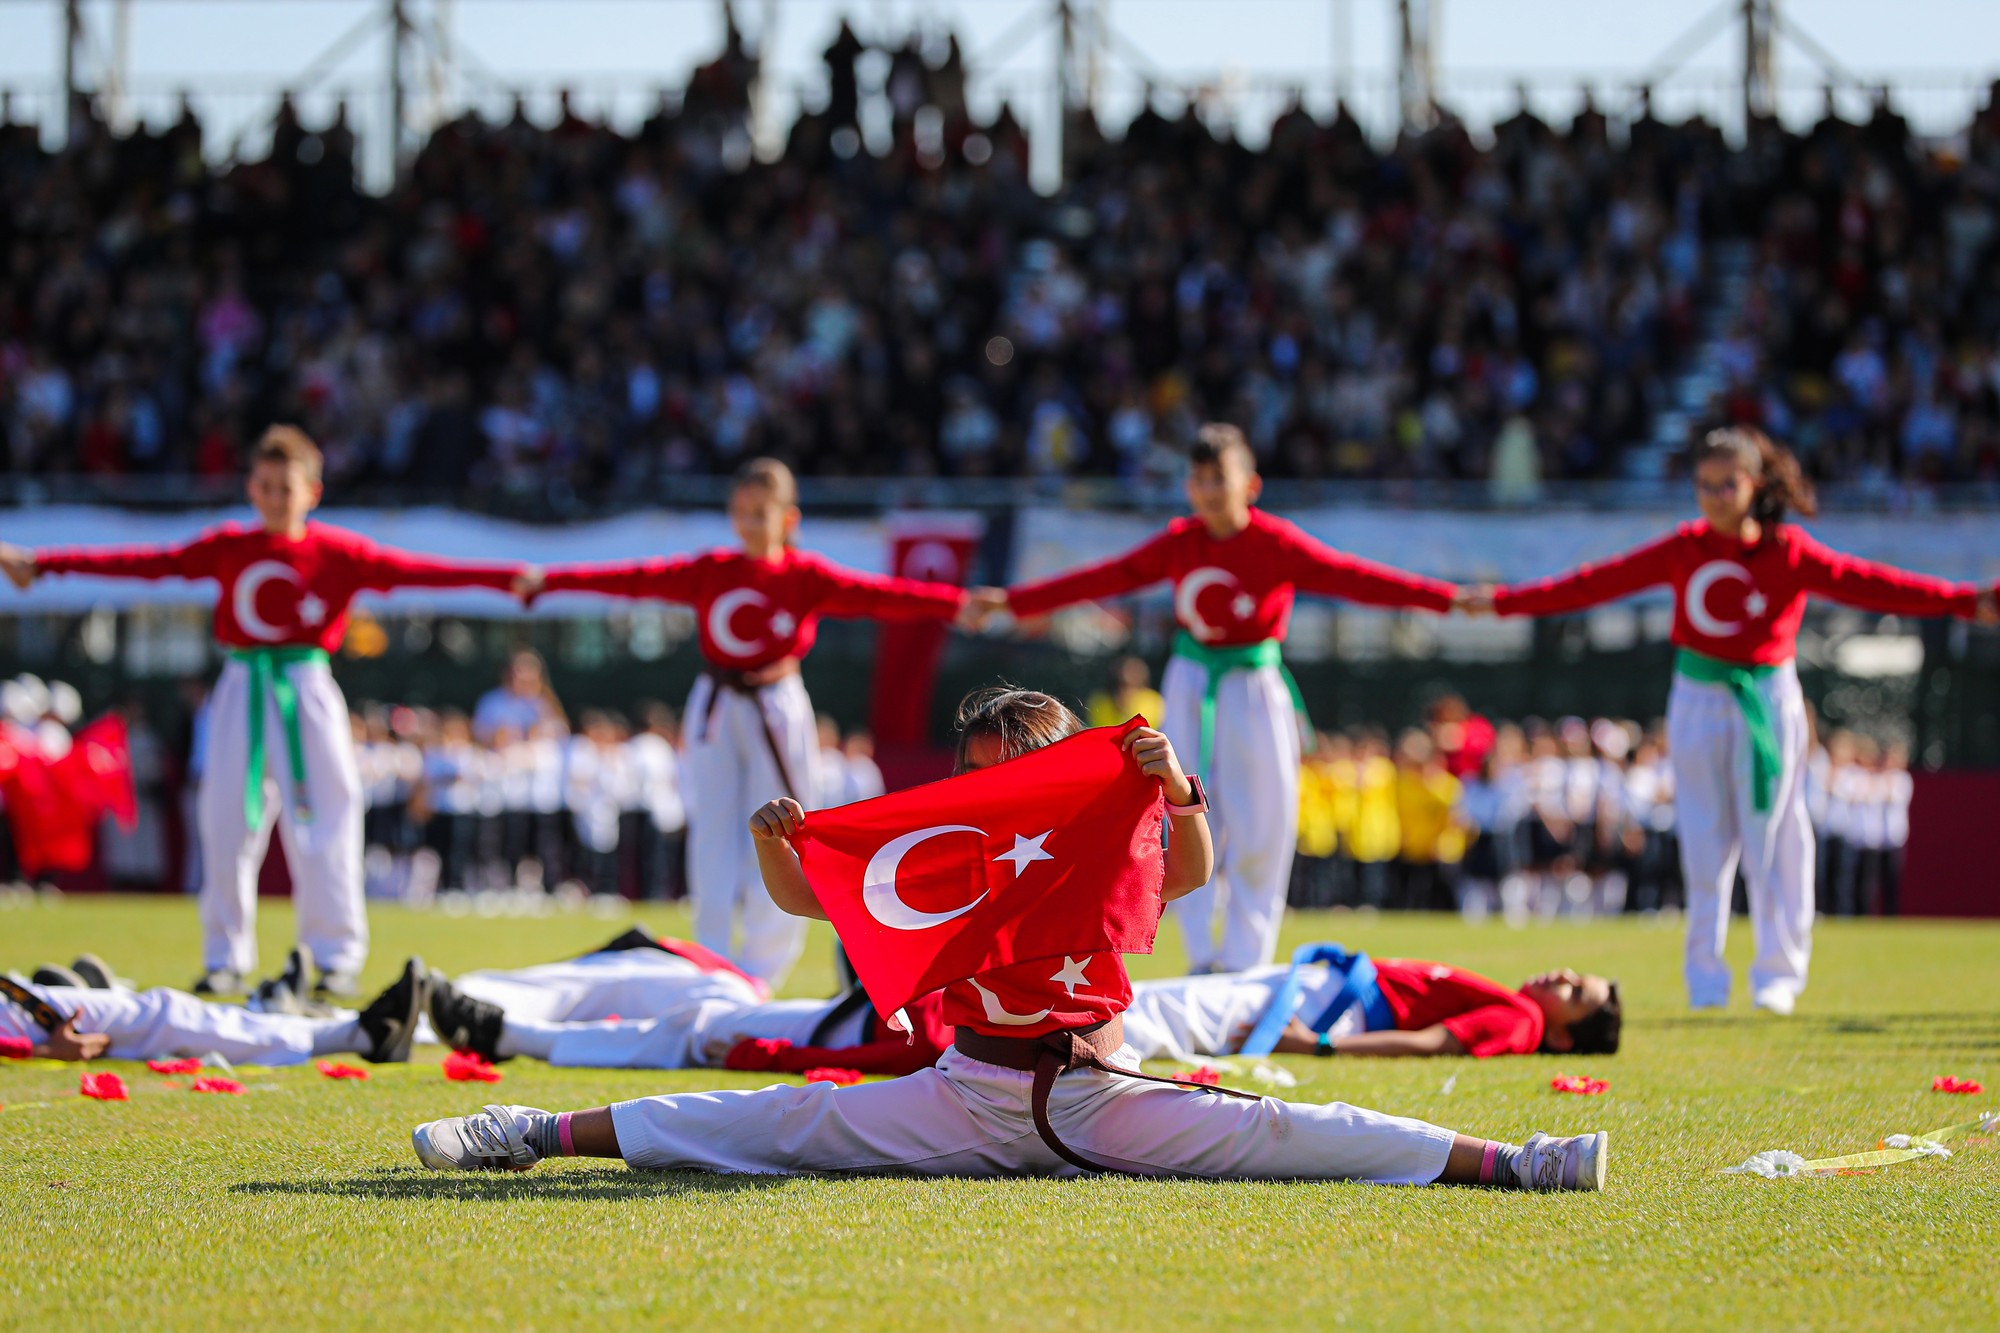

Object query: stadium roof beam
[1741,0,1776,125]
[1396,0,1436,134]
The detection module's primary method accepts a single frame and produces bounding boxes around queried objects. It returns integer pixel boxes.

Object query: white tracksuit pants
[1666,664,1815,1009]
[680,674,819,985]
[609,1045,1455,1181]
[0,984,357,1066]
[197,657,367,977]
[1160,656,1301,972]
[453,950,845,1069]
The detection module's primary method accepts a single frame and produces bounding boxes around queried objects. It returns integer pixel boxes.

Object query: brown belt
[698,658,804,800]
[953,1015,1259,1174]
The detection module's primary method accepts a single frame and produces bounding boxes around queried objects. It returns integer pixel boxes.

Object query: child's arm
[1262,1015,1465,1056]
[1791,530,1989,618]
[811,559,968,622]
[344,536,520,594]
[5,532,219,587]
[1490,530,1680,617]
[15,1018,113,1062]
[1005,530,1177,619]
[1122,725,1214,899]
[748,798,831,920]
[1281,527,1457,611]
[533,555,707,604]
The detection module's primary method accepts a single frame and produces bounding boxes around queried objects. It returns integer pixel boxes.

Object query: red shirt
[1493,520,1981,666]
[1006,508,1455,646]
[1374,959,1545,1058]
[37,522,519,653]
[731,990,954,1078]
[944,951,1132,1040]
[540,547,965,671]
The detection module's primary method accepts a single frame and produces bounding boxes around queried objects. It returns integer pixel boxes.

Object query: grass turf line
[2,897,1996,1330]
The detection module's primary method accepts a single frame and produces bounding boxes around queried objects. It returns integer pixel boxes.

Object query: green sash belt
[1170,631,1309,774]
[229,646,328,828]
[1674,648,1781,814]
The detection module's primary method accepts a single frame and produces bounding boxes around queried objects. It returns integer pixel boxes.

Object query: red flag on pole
[793,719,1164,1018]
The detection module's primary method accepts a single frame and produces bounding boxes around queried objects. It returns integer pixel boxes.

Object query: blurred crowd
[6,14,2000,496]
[1287,691,1915,923]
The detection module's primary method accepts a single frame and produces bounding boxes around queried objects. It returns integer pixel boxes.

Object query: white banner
[0,507,893,617]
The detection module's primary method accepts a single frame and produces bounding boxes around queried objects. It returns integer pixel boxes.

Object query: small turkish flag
[794,719,1165,1018]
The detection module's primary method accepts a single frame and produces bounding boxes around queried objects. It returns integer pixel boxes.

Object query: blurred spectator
[472,649,567,743]
[1086,655,1166,729]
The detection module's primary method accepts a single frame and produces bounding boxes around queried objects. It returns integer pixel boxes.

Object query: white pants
[1666,665,1815,1008]
[454,950,839,1069]
[0,985,354,1066]
[197,657,367,977]
[1121,964,1369,1061]
[680,674,819,985]
[610,1046,1455,1181]
[1161,656,1301,972]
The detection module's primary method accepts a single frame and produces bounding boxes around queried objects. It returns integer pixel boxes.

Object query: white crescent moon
[1685,560,1752,638]
[902,540,960,583]
[1174,566,1242,642]
[233,560,304,642]
[966,976,1053,1027]
[862,823,989,931]
[707,587,771,657]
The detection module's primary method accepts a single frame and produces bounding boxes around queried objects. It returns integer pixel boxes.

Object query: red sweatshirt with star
[539,547,965,671]
[1006,509,1455,645]
[1491,520,1982,666]
[36,522,520,653]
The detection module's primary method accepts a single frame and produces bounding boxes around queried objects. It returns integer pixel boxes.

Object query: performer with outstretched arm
[0,427,521,997]
[518,457,977,986]
[974,425,1458,974]
[1465,427,1999,1013]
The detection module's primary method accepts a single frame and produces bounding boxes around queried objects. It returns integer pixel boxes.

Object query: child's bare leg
[565,1107,621,1157]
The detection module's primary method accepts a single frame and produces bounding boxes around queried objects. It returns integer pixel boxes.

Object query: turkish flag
[794,719,1164,1018]
[0,715,136,877]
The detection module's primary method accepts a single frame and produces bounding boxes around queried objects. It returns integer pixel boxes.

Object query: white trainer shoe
[1752,988,1796,1015]
[1517,1130,1609,1191]
[412,1104,547,1171]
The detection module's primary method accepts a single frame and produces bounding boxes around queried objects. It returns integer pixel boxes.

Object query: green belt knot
[1169,631,1309,774]
[1674,648,1782,814]
[228,646,330,828]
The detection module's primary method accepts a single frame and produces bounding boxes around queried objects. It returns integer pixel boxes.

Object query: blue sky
[0,0,1993,188]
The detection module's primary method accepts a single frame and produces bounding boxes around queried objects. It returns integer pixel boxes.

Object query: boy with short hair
[979,426,1458,972]
[0,426,522,996]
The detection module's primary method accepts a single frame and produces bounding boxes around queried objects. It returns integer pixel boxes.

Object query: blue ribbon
[1238,942,1393,1056]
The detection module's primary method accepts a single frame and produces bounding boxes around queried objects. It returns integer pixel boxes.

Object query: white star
[297,593,327,626]
[1048,955,1092,997]
[1231,592,1258,619]
[768,610,796,638]
[992,830,1055,877]
[1743,591,1768,619]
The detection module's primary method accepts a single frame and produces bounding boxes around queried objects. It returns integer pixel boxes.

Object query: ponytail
[1693,426,1816,527]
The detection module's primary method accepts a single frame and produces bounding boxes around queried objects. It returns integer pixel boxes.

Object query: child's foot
[1751,987,1796,1016]
[314,969,363,1002]
[70,953,122,989]
[31,963,85,988]
[1517,1130,1608,1191]
[427,971,506,1061]
[193,968,244,997]
[412,1104,548,1171]
[356,958,428,1063]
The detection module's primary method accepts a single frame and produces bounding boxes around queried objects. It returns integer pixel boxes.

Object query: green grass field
[2,896,1995,1331]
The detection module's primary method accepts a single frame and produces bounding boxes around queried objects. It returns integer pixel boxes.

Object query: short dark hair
[1564,982,1622,1055]
[1188,422,1256,474]
[952,684,1083,774]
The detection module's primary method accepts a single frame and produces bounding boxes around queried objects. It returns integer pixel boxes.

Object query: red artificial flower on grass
[1178,1066,1222,1087]
[1551,1075,1609,1096]
[801,1067,863,1086]
[442,1051,503,1083]
[315,1061,370,1080]
[191,1077,246,1095]
[79,1071,129,1101]
[1,1034,32,1060]
[1933,1076,1985,1095]
[146,1058,202,1075]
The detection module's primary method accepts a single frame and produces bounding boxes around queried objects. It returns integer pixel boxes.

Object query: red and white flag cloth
[794,719,1165,1019]
[0,714,136,877]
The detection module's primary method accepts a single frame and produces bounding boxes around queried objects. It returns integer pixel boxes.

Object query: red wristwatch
[1165,774,1209,816]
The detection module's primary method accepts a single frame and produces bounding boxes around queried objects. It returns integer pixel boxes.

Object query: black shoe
[70,954,118,989]
[193,968,244,996]
[31,963,85,989]
[595,926,667,955]
[356,958,429,1064]
[426,971,506,1062]
[279,947,311,1000]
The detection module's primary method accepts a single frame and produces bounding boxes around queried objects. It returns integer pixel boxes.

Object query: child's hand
[1121,726,1194,806]
[37,1017,110,1062]
[1977,587,1999,626]
[748,797,807,843]
[957,587,1010,630]
[512,565,546,604]
[0,542,39,591]
[1452,583,1495,617]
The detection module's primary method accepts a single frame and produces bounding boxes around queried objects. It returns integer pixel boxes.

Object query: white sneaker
[1752,988,1796,1015]
[412,1104,547,1171]
[1517,1130,1609,1192]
